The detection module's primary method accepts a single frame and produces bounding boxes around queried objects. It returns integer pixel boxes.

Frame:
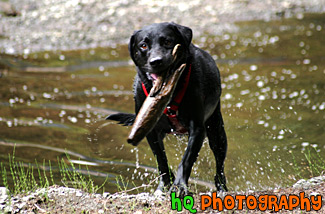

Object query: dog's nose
[149,57,163,67]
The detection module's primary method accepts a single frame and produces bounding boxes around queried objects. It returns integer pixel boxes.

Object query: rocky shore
[1,0,325,54]
[1,176,324,213]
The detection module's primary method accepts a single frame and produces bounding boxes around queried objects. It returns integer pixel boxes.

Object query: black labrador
[107,22,228,196]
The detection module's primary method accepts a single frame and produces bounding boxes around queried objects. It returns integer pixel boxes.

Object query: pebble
[36,188,47,196]
[310,192,320,196]
[103,192,110,198]
[76,191,83,197]
[0,2,19,16]
[0,187,8,200]
[292,175,325,189]
[108,192,166,203]
[0,187,8,211]
[153,189,164,197]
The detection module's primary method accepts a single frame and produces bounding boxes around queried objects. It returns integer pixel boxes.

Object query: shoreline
[1,175,324,213]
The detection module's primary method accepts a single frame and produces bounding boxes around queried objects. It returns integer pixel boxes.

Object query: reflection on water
[0,13,324,193]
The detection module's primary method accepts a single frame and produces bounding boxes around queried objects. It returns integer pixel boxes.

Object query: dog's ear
[128,30,140,66]
[170,22,193,48]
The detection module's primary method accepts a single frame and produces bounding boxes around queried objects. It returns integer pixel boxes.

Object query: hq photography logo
[170,192,322,213]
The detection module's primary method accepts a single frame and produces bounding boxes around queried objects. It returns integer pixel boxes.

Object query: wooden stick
[127,60,186,145]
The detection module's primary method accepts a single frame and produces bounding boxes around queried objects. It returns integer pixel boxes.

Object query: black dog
[107,22,228,196]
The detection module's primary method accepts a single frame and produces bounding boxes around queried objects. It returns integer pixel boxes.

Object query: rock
[16,201,26,210]
[0,2,19,16]
[0,187,8,200]
[36,188,47,197]
[293,179,309,189]
[308,175,325,185]
[0,188,9,212]
[22,195,34,202]
[103,192,110,198]
[292,175,325,189]
[76,191,83,197]
[3,206,12,213]
[153,189,164,198]
[310,192,320,196]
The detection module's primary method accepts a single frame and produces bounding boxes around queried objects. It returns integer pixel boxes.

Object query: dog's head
[128,22,192,81]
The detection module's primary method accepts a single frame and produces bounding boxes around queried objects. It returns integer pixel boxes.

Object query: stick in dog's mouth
[127,44,185,145]
[172,44,181,61]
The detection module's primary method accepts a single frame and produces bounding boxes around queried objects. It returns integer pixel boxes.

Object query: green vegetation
[0,149,108,195]
[58,154,108,194]
[292,146,325,179]
[303,148,325,177]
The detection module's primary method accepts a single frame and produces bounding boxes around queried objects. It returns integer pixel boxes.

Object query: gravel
[1,176,324,213]
[0,185,168,213]
[1,0,325,54]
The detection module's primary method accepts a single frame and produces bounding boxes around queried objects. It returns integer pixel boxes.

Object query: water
[0,13,324,193]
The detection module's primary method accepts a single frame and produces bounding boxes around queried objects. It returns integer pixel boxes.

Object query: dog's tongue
[150,73,158,80]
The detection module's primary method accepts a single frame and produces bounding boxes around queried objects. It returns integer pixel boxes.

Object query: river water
[0,13,324,193]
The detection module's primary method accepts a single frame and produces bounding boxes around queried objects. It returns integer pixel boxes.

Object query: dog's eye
[164,40,172,46]
[140,43,148,50]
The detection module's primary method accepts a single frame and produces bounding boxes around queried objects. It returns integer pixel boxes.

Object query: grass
[302,147,325,177]
[0,148,108,196]
[291,146,325,180]
[58,154,108,194]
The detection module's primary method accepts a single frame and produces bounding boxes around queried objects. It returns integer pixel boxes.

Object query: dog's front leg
[146,130,175,193]
[172,121,206,196]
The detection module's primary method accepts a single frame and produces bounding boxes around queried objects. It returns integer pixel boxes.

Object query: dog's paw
[216,184,228,193]
[215,175,228,192]
[155,177,172,193]
[169,183,193,198]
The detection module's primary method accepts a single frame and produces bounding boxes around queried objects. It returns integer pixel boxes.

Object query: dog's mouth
[146,72,159,82]
[150,73,158,81]
[147,66,171,83]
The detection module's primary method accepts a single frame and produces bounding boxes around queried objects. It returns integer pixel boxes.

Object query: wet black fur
[106,22,228,196]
